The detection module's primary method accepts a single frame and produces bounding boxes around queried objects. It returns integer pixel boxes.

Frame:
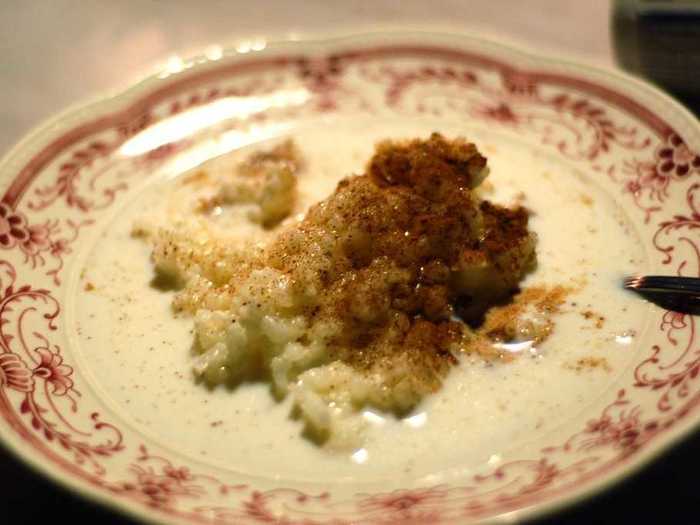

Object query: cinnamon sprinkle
[263,133,539,392]
[565,357,611,373]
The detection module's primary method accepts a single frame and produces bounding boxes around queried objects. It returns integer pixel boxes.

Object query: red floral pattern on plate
[0,259,123,475]
[657,133,700,177]
[0,40,699,524]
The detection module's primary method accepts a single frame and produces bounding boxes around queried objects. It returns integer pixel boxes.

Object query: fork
[624,275,700,314]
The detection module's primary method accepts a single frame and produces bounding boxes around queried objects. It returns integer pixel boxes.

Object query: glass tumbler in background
[613,0,700,111]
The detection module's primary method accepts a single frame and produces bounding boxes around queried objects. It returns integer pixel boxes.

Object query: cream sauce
[68,120,649,484]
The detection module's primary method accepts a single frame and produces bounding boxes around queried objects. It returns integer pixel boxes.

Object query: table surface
[1,1,698,523]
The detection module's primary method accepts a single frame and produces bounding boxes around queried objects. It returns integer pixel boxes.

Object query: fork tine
[623,275,644,288]
[625,275,700,314]
[624,275,700,294]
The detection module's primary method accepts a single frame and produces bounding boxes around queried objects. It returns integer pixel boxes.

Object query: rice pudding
[134,134,569,449]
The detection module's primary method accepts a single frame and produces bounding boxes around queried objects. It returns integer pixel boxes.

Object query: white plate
[1,31,699,524]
